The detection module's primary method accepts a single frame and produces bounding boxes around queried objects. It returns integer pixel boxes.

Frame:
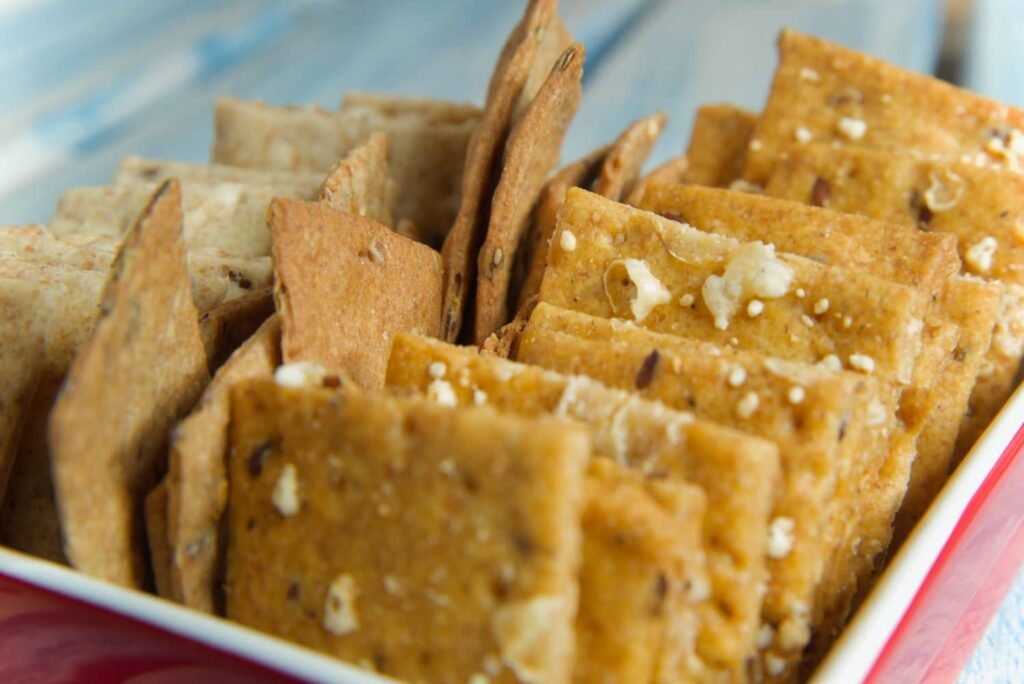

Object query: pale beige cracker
[0,285,43,506]
[226,379,588,683]
[115,155,325,191]
[317,132,397,229]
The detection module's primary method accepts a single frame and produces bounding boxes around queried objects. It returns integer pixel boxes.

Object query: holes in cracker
[604,258,671,323]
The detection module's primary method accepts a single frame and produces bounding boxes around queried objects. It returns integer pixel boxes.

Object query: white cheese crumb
[492,596,566,683]
[274,361,327,387]
[427,379,458,406]
[965,236,998,274]
[813,298,830,315]
[766,516,796,559]
[272,463,300,517]
[679,293,695,307]
[604,258,672,322]
[848,353,876,374]
[788,386,805,405]
[799,66,819,81]
[689,574,711,602]
[727,366,747,387]
[819,354,842,371]
[923,170,965,212]
[473,388,488,406]
[866,399,888,427]
[765,653,787,676]
[837,117,868,141]
[427,361,447,379]
[842,315,853,329]
[323,574,359,635]
[795,288,806,298]
[469,675,490,684]
[794,126,813,144]
[702,242,793,330]
[728,179,764,194]
[559,229,577,252]
[749,139,764,152]
[736,391,760,419]
[757,624,776,649]
[747,299,764,317]
[801,314,815,328]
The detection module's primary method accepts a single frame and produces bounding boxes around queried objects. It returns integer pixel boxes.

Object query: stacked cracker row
[1,0,1022,680]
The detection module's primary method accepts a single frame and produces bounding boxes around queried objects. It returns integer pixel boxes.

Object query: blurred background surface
[0,0,1022,679]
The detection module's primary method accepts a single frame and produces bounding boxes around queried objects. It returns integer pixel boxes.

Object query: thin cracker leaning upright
[49,180,210,588]
[114,155,325,191]
[0,288,43,504]
[592,112,667,201]
[682,103,758,188]
[624,155,689,207]
[145,479,173,599]
[317,132,397,229]
[474,43,584,343]
[198,287,274,373]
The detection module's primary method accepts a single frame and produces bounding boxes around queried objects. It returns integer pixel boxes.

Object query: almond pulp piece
[474,43,584,344]
[269,199,442,389]
[167,315,282,614]
[50,180,210,588]
[145,479,173,599]
[226,380,588,684]
[440,0,558,341]
[212,96,478,247]
[592,112,667,202]
[385,331,779,679]
[541,188,927,385]
[518,302,896,678]
[744,29,1024,185]
[115,155,325,191]
[682,103,758,188]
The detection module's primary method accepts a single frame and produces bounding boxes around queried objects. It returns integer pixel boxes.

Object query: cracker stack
[1,4,1021,683]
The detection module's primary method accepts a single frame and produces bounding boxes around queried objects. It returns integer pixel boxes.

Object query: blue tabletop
[1,0,1021,680]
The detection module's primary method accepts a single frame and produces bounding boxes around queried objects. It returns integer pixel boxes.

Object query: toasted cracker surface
[592,112,667,201]
[0,287,43,505]
[317,132,397,229]
[49,180,210,588]
[474,43,584,343]
[683,103,758,188]
[226,380,587,684]
[269,199,442,388]
[198,287,274,373]
[167,315,281,613]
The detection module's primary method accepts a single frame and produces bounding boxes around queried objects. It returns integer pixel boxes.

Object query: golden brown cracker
[198,287,274,373]
[541,189,927,384]
[474,44,584,343]
[317,132,397,228]
[49,180,210,588]
[145,479,173,599]
[518,303,893,674]
[439,0,558,342]
[624,155,689,207]
[592,112,667,201]
[635,182,961,295]
[745,29,1024,184]
[167,315,282,614]
[268,199,441,388]
[518,146,609,312]
[212,96,477,247]
[578,458,706,684]
[683,103,758,188]
[385,331,780,676]
[226,380,588,684]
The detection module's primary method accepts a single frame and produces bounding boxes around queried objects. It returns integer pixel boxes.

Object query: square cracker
[212,96,477,247]
[268,198,442,389]
[578,458,707,684]
[385,331,779,677]
[115,155,325,191]
[591,112,667,202]
[167,315,282,614]
[744,29,1024,184]
[541,188,927,384]
[145,479,173,599]
[633,183,961,296]
[682,103,758,188]
[518,303,895,675]
[226,380,588,684]
[439,0,559,342]
[474,43,584,343]
[49,180,210,588]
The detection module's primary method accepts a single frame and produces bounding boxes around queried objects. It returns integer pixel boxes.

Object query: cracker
[269,198,442,388]
[49,180,210,587]
[474,44,584,343]
[385,331,780,676]
[145,479,173,599]
[226,380,588,684]
[745,29,1024,184]
[0,286,43,504]
[340,91,482,125]
[213,96,477,247]
[541,189,927,384]
[440,0,558,341]
[592,112,667,201]
[317,132,397,229]
[578,458,706,683]
[115,155,325,191]
[513,13,575,122]
[518,146,609,313]
[682,103,758,188]
[518,303,895,674]
[198,287,274,373]
[167,315,282,613]
[624,155,690,207]
[634,183,961,295]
